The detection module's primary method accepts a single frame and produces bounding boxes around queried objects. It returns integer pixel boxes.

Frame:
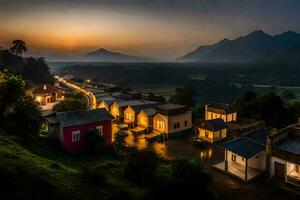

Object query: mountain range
[86,48,152,62]
[177,30,300,63]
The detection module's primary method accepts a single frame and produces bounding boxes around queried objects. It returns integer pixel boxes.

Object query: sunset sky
[0,0,300,60]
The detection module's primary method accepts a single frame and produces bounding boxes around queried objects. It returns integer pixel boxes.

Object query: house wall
[205,111,237,122]
[124,107,135,123]
[198,128,227,143]
[137,111,149,128]
[153,114,167,133]
[167,111,192,134]
[227,150,246,167]
[248,151,266,171]
[269,156,286,178]
[61,120,112,153]
[109,103,120,118]
[98,101,109,111]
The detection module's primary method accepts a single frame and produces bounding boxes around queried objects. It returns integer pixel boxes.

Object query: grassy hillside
[0,131,152,200]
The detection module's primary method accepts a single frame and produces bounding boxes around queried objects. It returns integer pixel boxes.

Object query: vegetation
[169,85,196,106]
[53,93,87,112]
[0,70,43,135]
[234,91,297,128]
[85,129,107,154]
[0,40,53,84]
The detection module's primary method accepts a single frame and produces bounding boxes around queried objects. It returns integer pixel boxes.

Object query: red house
[55,108,114,153]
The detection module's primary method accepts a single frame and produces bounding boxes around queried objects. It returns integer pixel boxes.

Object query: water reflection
[120,130,224,163]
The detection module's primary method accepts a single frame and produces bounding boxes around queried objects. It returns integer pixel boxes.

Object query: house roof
[56,108,114,128]
[32,84,61,95]
[128,103,161,113]
[197,118,227,131]
[220,128,269,159]
[220,137,265,159]
[207,103,235,114]
[156,103,186,110]
[276,139,300,155]
[245,128,269,145]
[140,108,156,117]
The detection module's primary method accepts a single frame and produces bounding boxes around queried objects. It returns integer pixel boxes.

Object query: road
[55,76,97,109]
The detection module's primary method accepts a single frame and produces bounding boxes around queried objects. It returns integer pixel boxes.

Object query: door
[274,162,285,181]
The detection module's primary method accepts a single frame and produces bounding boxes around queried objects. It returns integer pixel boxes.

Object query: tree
[0,70,43,135]
[53,99,86,112]
[113,130,127,148]
[85,129,107,154]
[10,40,27,56]
[169,85,196,106]
[282,90,295,99]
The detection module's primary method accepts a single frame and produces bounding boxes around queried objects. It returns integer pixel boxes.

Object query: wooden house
[194,118,227,143]
[205,103,237,123]
[32,84,64,106]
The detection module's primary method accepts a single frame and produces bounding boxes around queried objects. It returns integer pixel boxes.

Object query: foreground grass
[0,131,151,200]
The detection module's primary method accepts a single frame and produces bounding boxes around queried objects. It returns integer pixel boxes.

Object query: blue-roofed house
[194,118,228,143]
[215,128,269,182]
[267,124,300,188]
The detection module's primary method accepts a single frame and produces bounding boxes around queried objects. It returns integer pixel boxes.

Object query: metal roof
[245,128,269,145]
[198,118,227,131]
[276,139,300,155]
[56,108,113,128]
[220,137,265,159]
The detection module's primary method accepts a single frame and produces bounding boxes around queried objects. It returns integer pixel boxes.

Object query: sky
[0,0,300,61]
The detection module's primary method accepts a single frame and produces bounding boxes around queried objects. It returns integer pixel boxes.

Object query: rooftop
[32,84,61,95]
[196,118,227,131]
[207,103,235,114]
[56,108,113,128]
[156,103,186,111]
[276,139,300,155]
[140,108,156,117]
[220,137,265,159]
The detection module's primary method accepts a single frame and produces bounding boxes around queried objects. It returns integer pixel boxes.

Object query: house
[51,108,114,153]
[205,103,237,123]
[152,104,192,135]
[109,100,154,121]
[32,84,64,106]
[215,129,269,182]
[137,108,156,132]
[267,124,300,188]
[194,118,227,143]
[123,103,161,128]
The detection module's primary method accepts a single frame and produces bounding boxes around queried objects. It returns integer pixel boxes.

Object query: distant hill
[86,48,152,62]
[177,30,300,63]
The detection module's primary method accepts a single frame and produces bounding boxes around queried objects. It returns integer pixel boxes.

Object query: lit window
[157,121,164,129]
[96,126,103,135]
[231,154,236,162]
[72,130,80,142]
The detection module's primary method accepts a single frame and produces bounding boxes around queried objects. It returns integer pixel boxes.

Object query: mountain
[86,48,151,62]
[177,30,300,63]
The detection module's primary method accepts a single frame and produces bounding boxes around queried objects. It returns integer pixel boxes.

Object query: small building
[215,129,269,182]
[120,90,142,100]
[32,84,64,106]
[153,104,192,135]
[205,103,237,123]
[52,108,114,153]
[194,118,227,143]
[123,103,161,128]
[137,108,156,132]
[267,124,300,188]
[109,100,154,121]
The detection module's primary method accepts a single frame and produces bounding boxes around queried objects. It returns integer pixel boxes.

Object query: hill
[86,48,152,62]
[178,30,300,63]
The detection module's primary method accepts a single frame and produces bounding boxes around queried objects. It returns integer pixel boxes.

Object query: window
[96,126,103,135]
[242,158,244,161]
[210,113,213,119]
[205,131,209,138]
[157,121,164,129]
[296,165,299,173]
[184,120,188,126]
[72,130,80,142]
[231,154,236,162]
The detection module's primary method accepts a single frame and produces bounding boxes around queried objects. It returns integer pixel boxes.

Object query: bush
[81,165,107,187]
[124,150,158,184]
[53,99,86,112]
[85,129,107,154]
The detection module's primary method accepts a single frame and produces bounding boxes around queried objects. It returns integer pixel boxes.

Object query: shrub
[85,129,107,154]
[124,150,158,184]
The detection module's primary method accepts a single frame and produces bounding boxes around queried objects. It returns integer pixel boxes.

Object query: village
[31,74,300,196]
